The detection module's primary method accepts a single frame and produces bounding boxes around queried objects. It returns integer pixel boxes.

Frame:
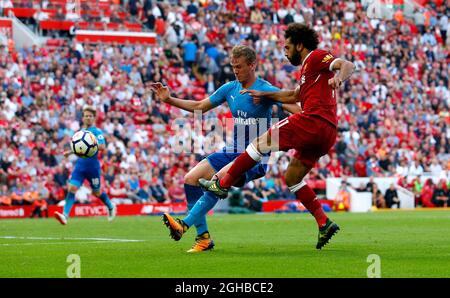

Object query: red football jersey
[298,49,339,127]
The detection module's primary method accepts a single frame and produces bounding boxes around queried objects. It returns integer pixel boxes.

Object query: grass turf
[0,210,449,277]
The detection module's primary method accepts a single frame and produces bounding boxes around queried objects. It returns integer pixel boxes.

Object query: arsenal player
[200,23,355,249]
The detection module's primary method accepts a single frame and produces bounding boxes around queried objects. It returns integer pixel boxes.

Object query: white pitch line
[0,241,117,246]
[0,236,145,243]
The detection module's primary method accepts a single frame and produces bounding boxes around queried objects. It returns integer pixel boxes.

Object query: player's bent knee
[246,143,263,162]
[285,169,307,187]
[255,134,271,154]
[68,185,78,193]
[285,174,303,187]
[285,159,311,187]
[184,171,200,186]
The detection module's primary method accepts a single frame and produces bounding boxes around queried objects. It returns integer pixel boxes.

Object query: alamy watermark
[365,0,423,21]
[366,254,381,278]
[169,110,281,163]
[66,254,81,278]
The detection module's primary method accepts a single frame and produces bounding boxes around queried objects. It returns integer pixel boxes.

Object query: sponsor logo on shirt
[322,54,334,63]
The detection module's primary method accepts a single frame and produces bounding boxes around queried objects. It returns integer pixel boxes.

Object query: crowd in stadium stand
[0,0,449,209]
[1,0,143,34]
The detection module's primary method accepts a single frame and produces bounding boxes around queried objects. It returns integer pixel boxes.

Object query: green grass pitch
[1,211,449,277]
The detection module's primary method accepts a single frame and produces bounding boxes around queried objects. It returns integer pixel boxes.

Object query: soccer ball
[71,130,98,158]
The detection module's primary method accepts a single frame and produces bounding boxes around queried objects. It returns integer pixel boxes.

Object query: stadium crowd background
[0,0,449,211]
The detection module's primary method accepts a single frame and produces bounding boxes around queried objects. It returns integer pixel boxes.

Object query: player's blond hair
[82,105,97,117]
[231,45,256,65]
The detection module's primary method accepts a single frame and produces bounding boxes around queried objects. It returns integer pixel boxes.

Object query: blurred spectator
[411,175,424,205]
[66,0,81,21]
[385,183,400,209]
[334,181,351,211]
[250,6,263,24]
[0,185,11,206]
[317,160,330,179]
[228,187,253,214]
[432,179,449,207]
[0,0,13,15]
[40,0,49,9]
[128,0,139,21]
[421,178,436,207]
[109,179,133,204]
[408,160,424,176]
[54,8,65,21]
[186,0,198,15]
[429,158,443,176]
[149,177,170,203]
[167,178,186,203]
[365,176,376,193]
[273,177,294,200]
[355,182,367,192]
[129,182,156,203]
[182,36,197,70]
[372,183,386,209]
[240,184,263,213]
[327,157,343,177]
[30,197,48,218]
[11,181,27,206]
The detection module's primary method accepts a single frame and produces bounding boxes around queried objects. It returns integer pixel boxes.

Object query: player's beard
[289,51,302,66]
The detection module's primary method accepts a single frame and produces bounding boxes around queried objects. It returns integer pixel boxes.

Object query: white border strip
[75,30,156,37]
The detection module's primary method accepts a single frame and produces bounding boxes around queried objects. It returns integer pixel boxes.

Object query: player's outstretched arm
[150,82,215,113]
[282,103,302,114]
[328,59,355,89]
[63,149,73,158]
[240,87,299,104]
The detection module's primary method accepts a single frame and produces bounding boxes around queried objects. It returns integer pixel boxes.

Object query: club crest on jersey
[322,54,333,63]
[300,74,306,85]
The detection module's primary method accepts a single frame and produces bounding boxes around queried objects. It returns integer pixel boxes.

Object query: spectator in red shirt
[327,157,343,177]
[421,179,436,207]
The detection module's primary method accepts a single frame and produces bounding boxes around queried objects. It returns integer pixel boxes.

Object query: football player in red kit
[200,23,355,249]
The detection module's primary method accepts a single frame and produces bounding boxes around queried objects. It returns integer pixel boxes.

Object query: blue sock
[63,192,75,218]
[183,191,218,235]
[99,192,114,210]
[184,184,208,235]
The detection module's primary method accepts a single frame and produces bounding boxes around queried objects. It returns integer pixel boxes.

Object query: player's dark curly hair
[285,23,319,51]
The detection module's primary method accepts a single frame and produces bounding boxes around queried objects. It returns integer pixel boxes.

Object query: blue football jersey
[209,78,281,153]
[75,126,105,169]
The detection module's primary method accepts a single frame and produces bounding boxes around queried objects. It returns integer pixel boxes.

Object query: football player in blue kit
[151,45,301,252]
[54,106,116,225]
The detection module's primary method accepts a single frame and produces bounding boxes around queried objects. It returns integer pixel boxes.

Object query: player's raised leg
[93,189,116,222]
[54,181,80,225]
[199,130,272,194]
[284,157,339,249]
[89,168,116,222]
